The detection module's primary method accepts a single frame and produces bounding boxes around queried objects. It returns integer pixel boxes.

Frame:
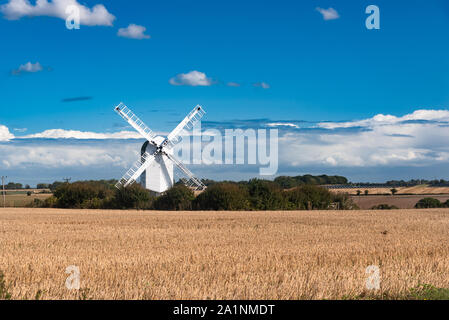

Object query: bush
[53,182,114,209]
[371,204,399,210]
[273,176,297,189]
[332,193,359,210]
[286,185,333,210]
[194,183,250,210]
[415,198,442,208]
[43,196,57,208]
[153,185,195,210]
[113,184,153,209]
[33,199,43,207]
[247,179,287,210]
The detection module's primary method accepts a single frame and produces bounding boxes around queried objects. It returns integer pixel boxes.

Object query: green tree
[285,185,333,210]
[5,182,22,190]
[247,179,287,210]
[49,181,65,192]
[153,185,195,210]
[415,198,442,209]
[53,181,114,209]
[273,176,297,189]
[391,188,398,195]
[331,193,358,210]
[371,204,399,210]
[113,184,153,209]
[194,183,250,210]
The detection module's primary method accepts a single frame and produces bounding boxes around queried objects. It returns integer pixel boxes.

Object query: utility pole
[63,177,71,183]
[1,176,7,208]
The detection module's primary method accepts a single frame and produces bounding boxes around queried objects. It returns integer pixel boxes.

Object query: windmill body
[140,140,174,193]
[114,103,206,193]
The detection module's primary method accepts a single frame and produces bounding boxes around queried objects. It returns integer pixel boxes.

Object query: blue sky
[1,0,449,185]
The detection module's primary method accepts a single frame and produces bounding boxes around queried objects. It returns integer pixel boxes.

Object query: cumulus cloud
[254,82,270,89]
[0,125,14,141]
[316,7,340,20]
[22,129,143,139]
[169,71,213,86]
[281,109,449,168]
[11,61,43,75]
[0,141,138,169]
[117,24,150,39]
[0,0,115,26]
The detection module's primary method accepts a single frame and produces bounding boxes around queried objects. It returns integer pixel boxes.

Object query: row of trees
[273,175,348,189]
[199,175,349,190]
[3,182,31,190]
[387,179,449,187]
[32,179,358,211]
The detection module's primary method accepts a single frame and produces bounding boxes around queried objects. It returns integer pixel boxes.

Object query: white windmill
[114,102,206,193]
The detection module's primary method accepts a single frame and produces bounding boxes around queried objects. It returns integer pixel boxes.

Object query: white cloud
[0,125,14,141]
[267,123,299,129]
[317,109,449,129]
[316,7,340,21]
[23,129,142,139]
[227,82,240,87]
[1,0,115,26]
[12,61,43,75]
[282,109,449,168]
[254,82,270,89]
[169,71,213,86]
[13,128,27,133]
[117,24,150,39]
[0,142,138,168]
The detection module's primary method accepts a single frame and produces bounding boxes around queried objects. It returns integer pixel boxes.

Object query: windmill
[114,103,206,193]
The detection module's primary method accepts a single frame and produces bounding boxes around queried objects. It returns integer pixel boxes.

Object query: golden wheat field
[0,208,448,300]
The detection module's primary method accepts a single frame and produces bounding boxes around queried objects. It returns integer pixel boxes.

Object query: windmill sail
[162,105,205,149]
[163,152,206,190]
[115,151,157,188]
[115,103,157,144]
